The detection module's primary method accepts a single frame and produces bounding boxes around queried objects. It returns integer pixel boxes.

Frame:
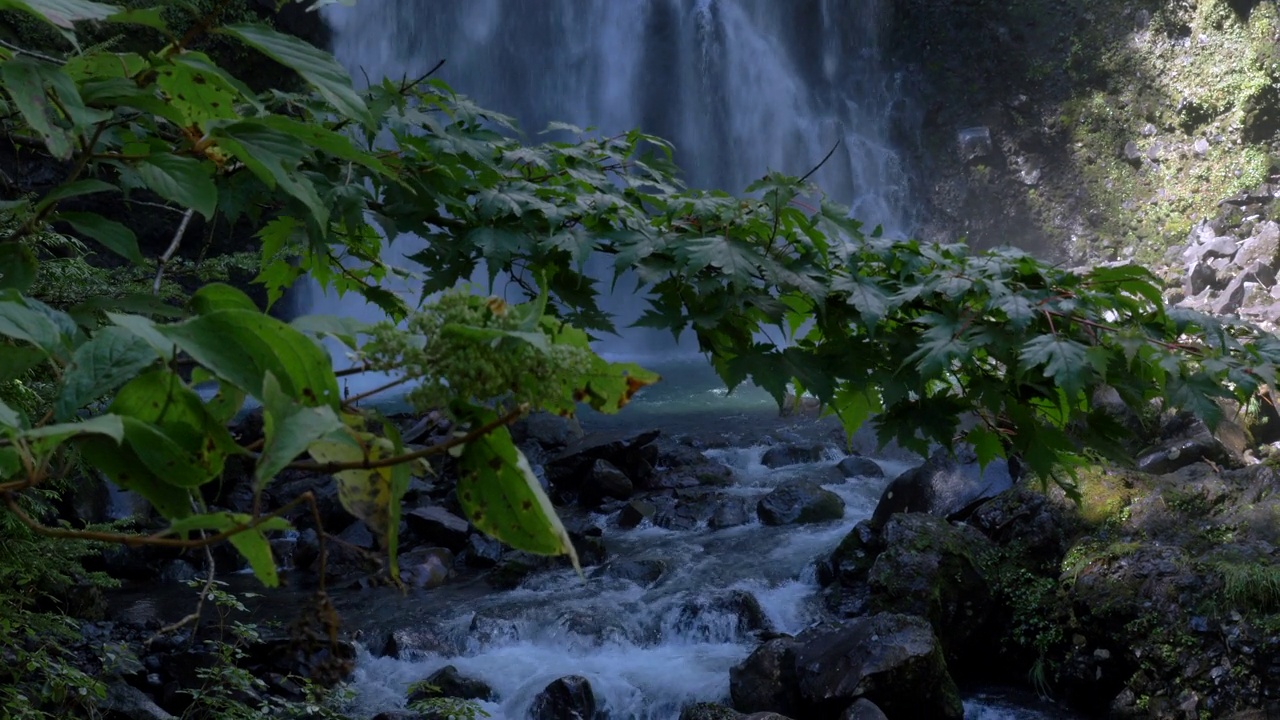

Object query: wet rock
[678,589,773,638]
[512,412,583,450]
[821,519,883,588]
[870,446,1018,527]
[968,487,1069,566]
[545,429,660,496]
[958,126,992,160]
[730,637,802,715]
[1136,427,1239,475]
[407,665,493,702]
[579,459,634,507]
[794,614,962,719]
[761,442,832,468]
[836,456,884,479]
[617,499,657,528]
[399,547,454,589]
[866,515,996,667]
[709,496,752,529]
[461,533,504,569]
[839,698,888,720]
[591,558,667,586]
[102,680,173,720]
[757,479,845,525]
[405,506,470,551]
[157,559,199,585]
[680,702,742,720]
[530,675,598,720]
[488,552,552,590]
[338,519,377,549]
[378,620,460,661]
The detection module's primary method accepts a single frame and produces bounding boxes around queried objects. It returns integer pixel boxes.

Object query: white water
[347,439,903,718]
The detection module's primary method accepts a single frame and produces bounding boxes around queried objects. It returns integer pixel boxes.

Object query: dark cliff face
[887,0,1280,264]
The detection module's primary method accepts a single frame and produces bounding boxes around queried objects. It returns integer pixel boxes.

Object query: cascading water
[311,3,1073,718]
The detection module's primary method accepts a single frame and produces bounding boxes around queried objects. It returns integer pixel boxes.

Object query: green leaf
[256,116,388,173]
[104,5,167,31]
[1020,334,1092,400]
[1,57,77,159]
[378,412,411,584]
[167,512,291,587]
[0,243,38,292]
[0,344,46,383]
[24,412,122,444]
[108,369,241,487]
[0,291,82,360]
[55,326,159,420]
[154,60,240,125]
[967,426,1006,469]
[135,153,218,220]
[54,211,146,266]
[258,372,343,487]
[452,412,579,571]
[220,23,372,126]
[289,315,369,349]
[209,121,328,229]
[106,312,176,360]
[0,0,118,28]
[307,433,395,548]
[188,283,258,315]
[0,398,21,429]
[36,180,118,212]
[158,309,341,409]
[77,433,193,518]
[832,274,891,324]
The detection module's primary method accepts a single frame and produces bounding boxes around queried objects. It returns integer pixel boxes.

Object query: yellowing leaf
[307,434,394,547]
[453,413,578,572]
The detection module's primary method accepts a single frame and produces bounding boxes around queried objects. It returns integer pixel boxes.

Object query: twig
[341,375,413,407]
[0,39,63,64]
[148,541,216,644]
[154,208,195,295]
[125,199,187,214]
[797,140,841,185]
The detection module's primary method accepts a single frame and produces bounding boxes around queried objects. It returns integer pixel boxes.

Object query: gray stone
[680,702,742,720]
[407,665,493,703]
[794,614,963,719]
[591,558,667,586]
[1193,137,1210,156]
[580,458,634,506]
[1234,221,1280,270]
[836,456,884,479]
[618,499,657,528]
[405,506,470,551]
[730,637,802,715]
[1211,276,1247,315]
[761,442,832,468]
[758,479,845,525]
[870,446,1017,526]
[399,547,454,589]
[530,675,597,720]
[957,126,992,160]
[710,496,752,529]
[1184,260,1219,297]
[1196,235,1239,261]
[840,699,889,720]
[103,681,174,720]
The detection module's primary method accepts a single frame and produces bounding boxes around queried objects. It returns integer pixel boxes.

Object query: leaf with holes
[452,413,578,571]
[307,434,395,548]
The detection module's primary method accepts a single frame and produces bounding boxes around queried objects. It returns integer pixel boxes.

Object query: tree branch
[154,208,195,295]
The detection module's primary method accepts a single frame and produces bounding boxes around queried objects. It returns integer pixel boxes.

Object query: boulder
[709,496,752,529]
[870,447,1018,526]
[544,430,660,496]
[758,480,845,525]
[579,459,634,506]
[380,624,460,659]
[461,533,504,568]
[839,699,888,720]
[676,589,773,639]
[836,456,884,479]
[761,443,832,468]
[866,515,996,667]
[730,637,802,715]
[399,547,454,589]
[591,558,667,586]
[530,675,598,720]
[793,614,962,719]
[102,681,174,720]
[407,665,493,703]
[405,506,470,551]
[617,499,657,528]
[680,703,741,720]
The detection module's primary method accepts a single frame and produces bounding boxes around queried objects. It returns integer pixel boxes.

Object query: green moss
[1212,560,1280,612]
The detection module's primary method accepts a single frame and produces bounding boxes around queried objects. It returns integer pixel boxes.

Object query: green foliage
[0,0,1276,603]
[406,684,490,720]
[1213,560,1280,612]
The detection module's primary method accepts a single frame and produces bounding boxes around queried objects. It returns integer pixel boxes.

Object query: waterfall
[307,0,917,362]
